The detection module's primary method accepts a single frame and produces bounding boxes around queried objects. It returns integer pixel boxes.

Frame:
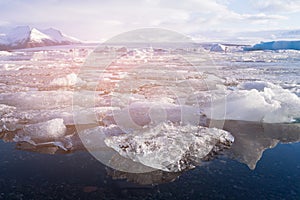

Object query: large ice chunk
[104,123,234,172]
[207,81,300,123]
[17,118,66,142]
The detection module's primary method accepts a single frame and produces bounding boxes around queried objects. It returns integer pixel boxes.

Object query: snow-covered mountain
[0,26,80,50]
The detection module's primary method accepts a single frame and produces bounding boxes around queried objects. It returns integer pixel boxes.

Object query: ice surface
[0,91,74,110]
[105,122,234,172]
[109,101,207,132]
[245,40,300,51]
[78,125,124,150]
[0,51,12,56]
[0,104,16,116]
[237,81,278,91]
[205,81,300,123]
[0,42,299,175]
[0,104,19,132]
[50,73,86,87]
[76,124,158,173]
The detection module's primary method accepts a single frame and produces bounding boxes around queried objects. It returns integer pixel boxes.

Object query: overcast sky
[0,0,299,41]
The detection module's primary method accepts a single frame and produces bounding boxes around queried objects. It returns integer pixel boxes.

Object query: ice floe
[206,81,300,123]
[16,118,66,142]
[105,122,234,172]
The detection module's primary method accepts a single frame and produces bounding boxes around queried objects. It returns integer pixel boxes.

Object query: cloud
[250,0,300,13]
[0,0,296,41]
[242,13,287,20]
[241,13,287,25]
[0,0,233,39]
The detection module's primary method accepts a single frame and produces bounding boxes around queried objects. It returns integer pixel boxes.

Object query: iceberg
[244,40,300,51]
[105,122,234,172]
[210,44,227,52]
[207,81,300,123]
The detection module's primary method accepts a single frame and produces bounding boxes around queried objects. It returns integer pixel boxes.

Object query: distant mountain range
[1,25,300,50]
[0,26,80,50]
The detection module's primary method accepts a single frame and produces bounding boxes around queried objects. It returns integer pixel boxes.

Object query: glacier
[244,40,300,51]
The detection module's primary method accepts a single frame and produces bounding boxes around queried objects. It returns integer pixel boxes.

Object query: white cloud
[250,0,300,13]
[242,13,287,20]
[0,0,297,41]
[240,13,287,25]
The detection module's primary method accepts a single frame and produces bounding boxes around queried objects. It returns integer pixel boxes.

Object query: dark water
[0,137,299,199]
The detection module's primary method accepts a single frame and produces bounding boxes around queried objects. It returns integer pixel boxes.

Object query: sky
[0,0,300,41]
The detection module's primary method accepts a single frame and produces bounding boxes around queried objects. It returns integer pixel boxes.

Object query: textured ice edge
[105,122,234,172]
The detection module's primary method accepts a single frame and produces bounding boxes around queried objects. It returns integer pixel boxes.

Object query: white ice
[50,73,86,87]
[105,122,234,172]
[203,81,300,123]
[245,40,300,51]
[210,43,227,52]
[16,118,66,142]
[109,101,207,132]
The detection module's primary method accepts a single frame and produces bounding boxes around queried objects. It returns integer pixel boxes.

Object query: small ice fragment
[50,73,86,87]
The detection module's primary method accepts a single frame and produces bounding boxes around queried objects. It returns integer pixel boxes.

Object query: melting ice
[0,42,299,172]
[104,122,234,172]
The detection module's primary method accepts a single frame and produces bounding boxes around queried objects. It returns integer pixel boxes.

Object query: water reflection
[106,168,182,185]
[223,121,300,170]
[0,121,299,185]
